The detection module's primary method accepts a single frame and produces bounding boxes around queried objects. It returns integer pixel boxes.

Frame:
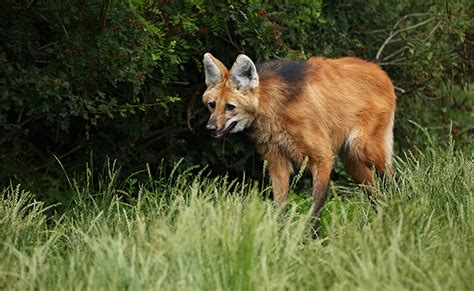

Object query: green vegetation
[0,1,472,289]
[1,0,472,193]
[1,141,472,290]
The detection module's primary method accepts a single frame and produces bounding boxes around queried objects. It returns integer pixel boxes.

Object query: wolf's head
[202,53,259,139]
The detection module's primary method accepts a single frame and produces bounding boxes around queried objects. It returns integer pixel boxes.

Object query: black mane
[256,59,310,84]
[256,59,311,99]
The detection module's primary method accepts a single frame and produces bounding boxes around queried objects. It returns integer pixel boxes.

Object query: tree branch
[376,16,437,61]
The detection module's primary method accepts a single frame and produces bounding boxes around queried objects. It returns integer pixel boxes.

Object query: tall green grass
[1,142,472,290]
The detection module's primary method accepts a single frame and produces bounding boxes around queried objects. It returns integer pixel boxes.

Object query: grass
[0,141,472,290]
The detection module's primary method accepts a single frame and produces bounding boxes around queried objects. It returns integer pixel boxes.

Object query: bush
[0,0,472,200]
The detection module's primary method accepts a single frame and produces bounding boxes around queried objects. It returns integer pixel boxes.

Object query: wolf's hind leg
[341,126,395,199]
[340,152,375,199]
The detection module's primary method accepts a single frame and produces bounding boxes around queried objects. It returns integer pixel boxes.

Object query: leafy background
[0,0,472,206]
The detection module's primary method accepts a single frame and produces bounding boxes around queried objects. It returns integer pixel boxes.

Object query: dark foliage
[0,0,472,204]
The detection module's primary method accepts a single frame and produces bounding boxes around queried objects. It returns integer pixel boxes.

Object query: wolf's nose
[206,123,217,132]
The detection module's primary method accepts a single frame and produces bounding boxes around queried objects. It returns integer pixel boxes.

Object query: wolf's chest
[251,127,305,164]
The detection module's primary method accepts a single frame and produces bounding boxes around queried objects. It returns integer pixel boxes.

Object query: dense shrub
[0,0,472,202]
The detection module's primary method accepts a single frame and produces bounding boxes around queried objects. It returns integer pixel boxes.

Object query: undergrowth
[0,141,472,290]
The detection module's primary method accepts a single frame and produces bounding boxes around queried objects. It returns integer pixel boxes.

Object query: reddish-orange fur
[202,53,396,215]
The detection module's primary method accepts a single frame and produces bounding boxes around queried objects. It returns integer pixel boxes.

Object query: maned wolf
[202,53,396,215]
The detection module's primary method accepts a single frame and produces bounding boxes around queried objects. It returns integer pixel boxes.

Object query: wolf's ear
[229,54,258,91]
[203,53,227,89]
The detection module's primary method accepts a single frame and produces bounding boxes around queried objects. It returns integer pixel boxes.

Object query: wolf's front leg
[266,150,292,210]
[309,156,333,217]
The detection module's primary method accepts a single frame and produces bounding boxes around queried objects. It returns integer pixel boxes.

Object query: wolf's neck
[249,82,285,144]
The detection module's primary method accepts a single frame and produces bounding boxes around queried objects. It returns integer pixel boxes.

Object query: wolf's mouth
[213,121,238,139]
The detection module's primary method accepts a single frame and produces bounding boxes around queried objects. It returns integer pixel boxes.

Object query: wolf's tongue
[225,121,238,133]
[215,121,237,139]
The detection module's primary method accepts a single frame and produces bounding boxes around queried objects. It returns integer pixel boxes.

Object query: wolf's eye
[208,101,216,110]
[225,103,236,111]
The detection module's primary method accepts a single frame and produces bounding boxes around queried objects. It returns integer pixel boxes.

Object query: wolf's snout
[206,121,217,132]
